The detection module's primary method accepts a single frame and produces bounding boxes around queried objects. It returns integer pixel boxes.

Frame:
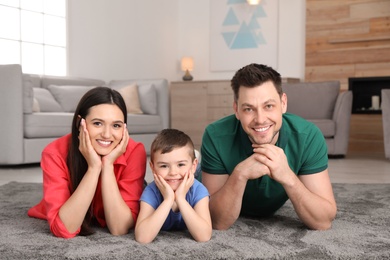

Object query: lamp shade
[247,0,261,5]
[181,57,194,71]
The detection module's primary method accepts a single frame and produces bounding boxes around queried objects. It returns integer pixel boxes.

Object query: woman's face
[83,104,125,156]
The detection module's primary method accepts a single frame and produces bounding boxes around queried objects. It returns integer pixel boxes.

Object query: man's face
[234,81,287,145]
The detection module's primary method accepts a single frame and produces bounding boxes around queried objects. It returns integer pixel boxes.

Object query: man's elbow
[309,207,337,231]
[212,221,232,231]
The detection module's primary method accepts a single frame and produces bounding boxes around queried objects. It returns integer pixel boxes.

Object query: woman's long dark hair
[67,86,127,235]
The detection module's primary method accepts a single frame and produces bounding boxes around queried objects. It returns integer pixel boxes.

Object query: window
[0,0,66,76]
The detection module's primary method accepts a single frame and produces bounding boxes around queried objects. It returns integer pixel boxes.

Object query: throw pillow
[48,85,95,113]
[33,88,63,112]
[32,98,40,112]
[138,83,157,115]
[118,84,143,114]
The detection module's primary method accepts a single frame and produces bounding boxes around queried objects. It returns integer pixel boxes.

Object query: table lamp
[181,57,194,81]
[247,0,261,4]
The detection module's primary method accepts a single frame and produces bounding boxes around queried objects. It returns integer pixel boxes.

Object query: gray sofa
[0,64,169,165]
[282,81,353,157]
[381,89,390,159]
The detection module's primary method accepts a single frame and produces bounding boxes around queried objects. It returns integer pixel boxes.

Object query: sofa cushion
[138,84,157,115]
[48,85,95,112]
[109,80,158,115]
[41,75,105,89]
[117,84,143,114]
[24,112,73,138]
[33,88,63,112]
[308,119,335,138]
[283,81,340,120]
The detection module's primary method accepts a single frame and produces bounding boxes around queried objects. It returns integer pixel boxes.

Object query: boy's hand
[154,173,175,203]
[175,171,194,201]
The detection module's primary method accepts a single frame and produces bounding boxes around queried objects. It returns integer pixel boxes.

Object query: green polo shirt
[199,113,328,217]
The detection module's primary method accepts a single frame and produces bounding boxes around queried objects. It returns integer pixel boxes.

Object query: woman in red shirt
[28,87,146,238]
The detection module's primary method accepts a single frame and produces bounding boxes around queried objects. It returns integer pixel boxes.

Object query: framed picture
[210,0,278,71]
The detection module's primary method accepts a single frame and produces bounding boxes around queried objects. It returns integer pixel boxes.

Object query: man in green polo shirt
[199,63,337,230]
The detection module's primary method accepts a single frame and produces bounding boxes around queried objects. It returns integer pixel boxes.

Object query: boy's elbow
[135,234,154,244]
[195,235,212,243]
[193,230,212,242]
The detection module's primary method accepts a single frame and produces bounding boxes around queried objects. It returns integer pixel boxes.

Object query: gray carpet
[0,182,389,260]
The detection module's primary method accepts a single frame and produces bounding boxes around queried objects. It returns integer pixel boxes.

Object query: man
[199,63,337,230]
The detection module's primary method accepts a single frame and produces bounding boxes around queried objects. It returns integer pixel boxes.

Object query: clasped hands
[236,143,294,185]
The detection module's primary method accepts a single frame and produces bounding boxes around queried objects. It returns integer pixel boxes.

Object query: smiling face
[83,103,125,156]
[150,145,197,191]
[234,81,287,145]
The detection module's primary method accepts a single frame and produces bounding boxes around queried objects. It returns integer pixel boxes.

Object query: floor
[0,155,389,186]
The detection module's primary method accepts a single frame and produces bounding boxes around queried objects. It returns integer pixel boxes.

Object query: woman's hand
[102,124,129,166]
[78,118,102,170]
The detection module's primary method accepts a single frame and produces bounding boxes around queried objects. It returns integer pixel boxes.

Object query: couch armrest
[0,64,24,164]
[149,79,169,129]
[381,89,390,159]
[331,90,353,155]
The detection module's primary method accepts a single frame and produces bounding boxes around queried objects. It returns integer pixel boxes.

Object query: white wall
[67,0,305,83]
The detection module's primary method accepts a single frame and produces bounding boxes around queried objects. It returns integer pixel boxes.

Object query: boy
[135,129,212,244]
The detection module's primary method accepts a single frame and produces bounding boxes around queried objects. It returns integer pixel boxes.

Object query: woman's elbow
[108,226,129,236]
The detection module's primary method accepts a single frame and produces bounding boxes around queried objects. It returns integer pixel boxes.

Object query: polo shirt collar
[277,115,288,149]
[239,124,255,157]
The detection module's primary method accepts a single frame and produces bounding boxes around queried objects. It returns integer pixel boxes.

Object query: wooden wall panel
[306,0,390,157]
[306,0,390,90]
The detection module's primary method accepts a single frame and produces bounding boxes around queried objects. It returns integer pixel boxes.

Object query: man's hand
[233,153,270,181]
[252,144,295,186]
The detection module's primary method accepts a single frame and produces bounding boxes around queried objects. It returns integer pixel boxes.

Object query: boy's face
[150,146,197,191]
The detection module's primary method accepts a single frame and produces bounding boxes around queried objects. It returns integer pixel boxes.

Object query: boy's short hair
[150,129,195,162]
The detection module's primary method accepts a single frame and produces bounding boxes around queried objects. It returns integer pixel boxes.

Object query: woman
[28,87,146,238]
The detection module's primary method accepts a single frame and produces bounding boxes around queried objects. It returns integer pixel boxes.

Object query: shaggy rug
[0,182,389,260]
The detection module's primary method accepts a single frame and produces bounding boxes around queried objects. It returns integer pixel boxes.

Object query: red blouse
[27,134,146,238]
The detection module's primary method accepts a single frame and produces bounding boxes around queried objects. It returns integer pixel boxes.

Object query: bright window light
[45,45,66,76]
[44,15,66,46]
[21,10,44,43]
[0,0,66,76]
[0,39,20,64]
[22,42,44,74]
[20,0,43,13]
[0,6,20,40]
[0,0,19,7]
